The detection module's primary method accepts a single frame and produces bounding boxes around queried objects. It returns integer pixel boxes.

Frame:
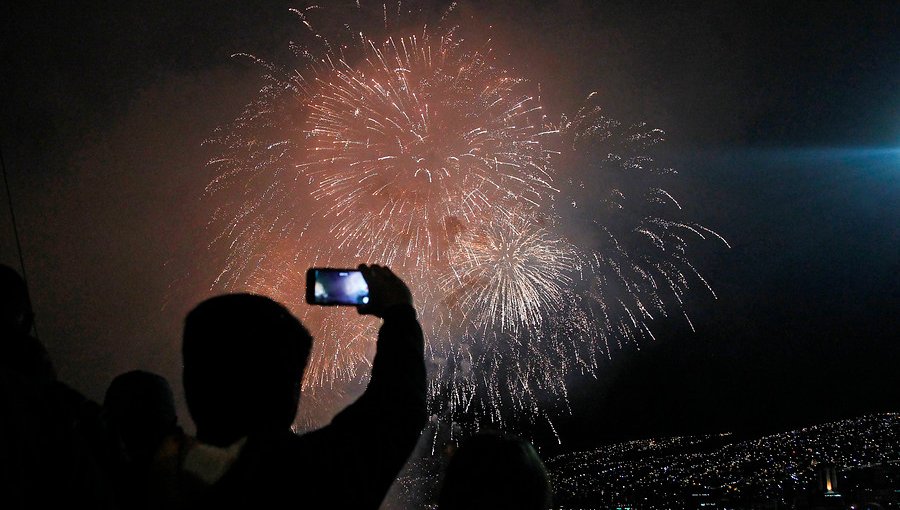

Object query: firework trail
[201,1,727,430]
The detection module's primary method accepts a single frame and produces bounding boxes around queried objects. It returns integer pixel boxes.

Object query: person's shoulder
[147,433,249,507]
[184,436,248,485]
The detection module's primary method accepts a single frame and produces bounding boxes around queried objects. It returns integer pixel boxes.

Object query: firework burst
[300,28,556,272]
[201,1,726,430]
[442,210,578,335]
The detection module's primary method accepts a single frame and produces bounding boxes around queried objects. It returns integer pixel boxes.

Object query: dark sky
[2,0,898,443]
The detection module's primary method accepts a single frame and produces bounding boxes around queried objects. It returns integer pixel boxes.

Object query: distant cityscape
[389,413,900,509]
[548,413,900,509]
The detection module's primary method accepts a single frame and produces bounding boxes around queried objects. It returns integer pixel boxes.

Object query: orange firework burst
[201,1,727,430]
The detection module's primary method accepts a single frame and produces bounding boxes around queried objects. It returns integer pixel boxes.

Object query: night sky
[2,0,898,444]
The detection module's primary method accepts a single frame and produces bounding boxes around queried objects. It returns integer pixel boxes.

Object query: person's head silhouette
[182,294,312,447]
[439,432,552,510]
[104,370,178,464]
[0,263,34,336]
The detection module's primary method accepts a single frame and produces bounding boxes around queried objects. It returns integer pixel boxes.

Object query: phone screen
[307,269,370,306]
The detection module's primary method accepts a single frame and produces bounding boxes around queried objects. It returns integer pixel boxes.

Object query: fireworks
[300,28,555,272]
[442,210,577,334]
[202,1,726,430]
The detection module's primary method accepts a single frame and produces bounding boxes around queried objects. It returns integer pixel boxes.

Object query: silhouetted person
[1,264,55,506]
[0,264,33,334]
[105,370,179,465]
[101,370,181,508]
[165,264,426,509]
[0,264,55,383]
[438,432,553,510]
[0,264,113,508]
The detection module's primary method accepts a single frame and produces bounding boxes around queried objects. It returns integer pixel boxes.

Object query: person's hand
[357,264,413,318]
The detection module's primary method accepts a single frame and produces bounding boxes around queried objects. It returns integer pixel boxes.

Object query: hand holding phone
[306,265,412,318]
[356,264,413,318]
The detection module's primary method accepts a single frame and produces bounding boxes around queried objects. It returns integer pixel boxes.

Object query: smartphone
[306,268,370,306]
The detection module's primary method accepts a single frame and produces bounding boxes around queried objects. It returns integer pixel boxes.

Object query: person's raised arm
[294,264,426,509]
[351,263,426,421]
[341,263,426,439]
